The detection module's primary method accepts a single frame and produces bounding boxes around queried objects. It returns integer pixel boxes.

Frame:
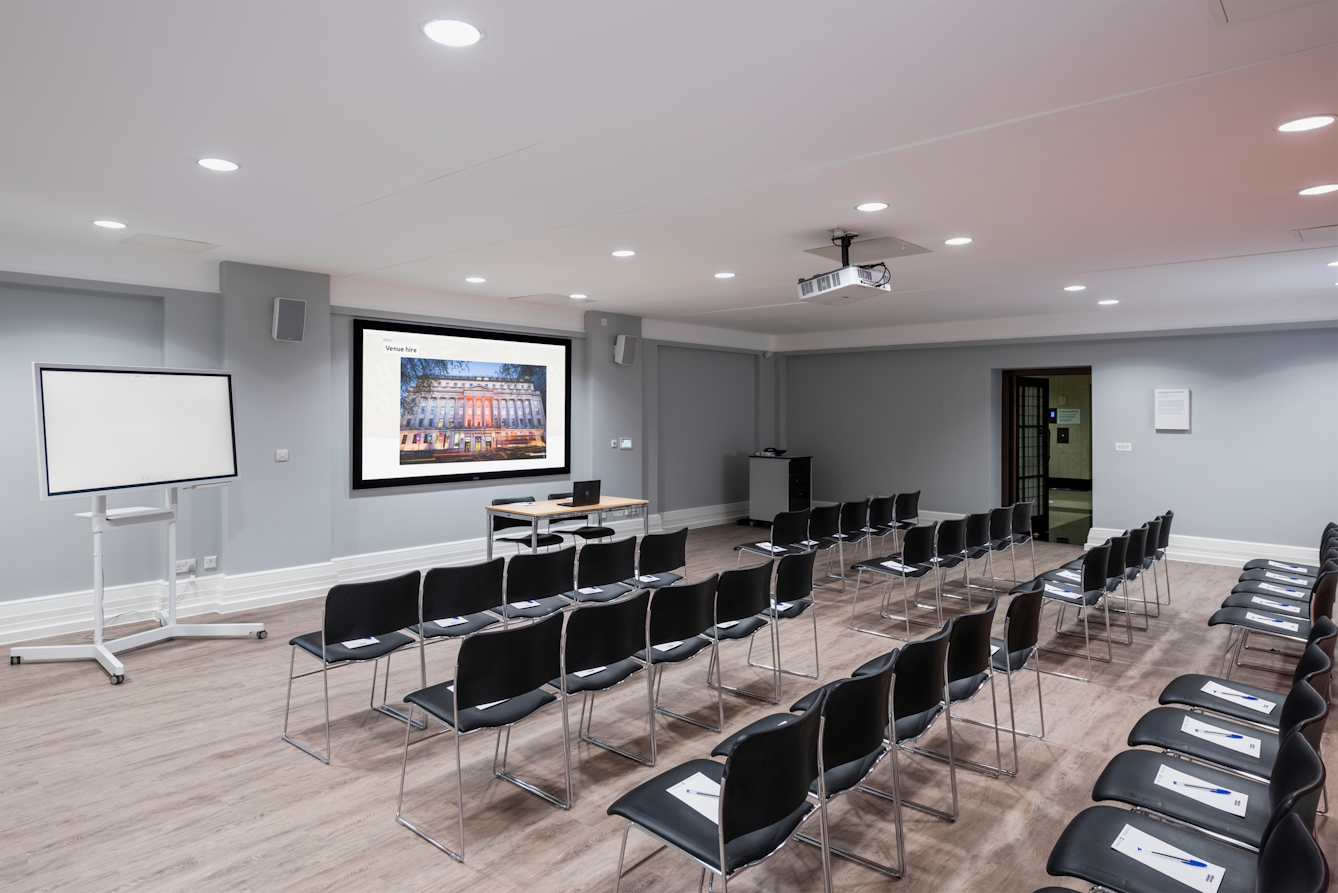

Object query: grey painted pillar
[584,311,643,499]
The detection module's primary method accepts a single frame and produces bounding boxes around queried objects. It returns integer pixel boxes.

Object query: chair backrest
[822,662,893,779]
[576,536,636,588]
[719,693,824,854]
[492,496,537,532]
[646,574,718,649]
[1156,510,1173,549]
[988,506,1012,541]
[936,517,967,558]
[892,624,950,720]
[547,492,572,500]
[946,596,998,684]
[774,551,817,605]
[964,512,992,549]
[808,504,840,540]
[893,490,920,523]
[1293,642,1333,702]
[1255,811,1329,893]
[1143,517,1162,562]
[456,611,563,708]
[1277,679,1329,755]
[771,508,811,548]
[323,570,421,645]
[1124,526,1148,573]
[506,545,576,602]
[1003,586,1044,663]
[562,589,650,675]
[1012,500,1034,536]
[868,496,895,529]
[716,560,774,624]
[1263,729,1327,842]
[1308,561,1336,623]
[1309,614,1337,662]
[422,558,504,621]
[839,499,869,536]
[1104,535,1129,583]
[902,522,937,566]
[1081,543,1111,593]
[639,527,688,576]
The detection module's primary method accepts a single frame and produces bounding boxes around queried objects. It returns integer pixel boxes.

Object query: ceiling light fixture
[93,220,126,229]
[465,277,485,283]
[423,19,482,47]
[944,237,972,246]
[197,158,239,172]
[1278,115,1335,132]
[1063,285,1086,292]
[1297,184,1338,195]
[714,272,735,279]
[611,250,635,257]
[1098,299,1119,305]
[855,202,888,212]
[569,293,587,299]
[1328,261,1338,267]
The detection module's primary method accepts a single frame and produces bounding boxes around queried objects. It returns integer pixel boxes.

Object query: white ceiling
[2,0,1336,347]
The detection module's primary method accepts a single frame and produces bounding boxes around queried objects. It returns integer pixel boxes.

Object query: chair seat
[930,553,966,570]
[895,704,944,744]
[989,638,1035,674]
[1092,749,1271,849]
[418,612,500,639]
[735,542,808,559]
[1047,805,1259,893]
[1230,580,1311,602]
[404,679,557,733]
[607,757,814,874]
[1127,706,1281,778]
[706,616,768,641]
[570,583,633,603]
[635,636,711,664]
[570,525,615,539]
[766,599,813,620]
[712,713,886,801]
[1156,674,1285,731]
[1207,607,1311,642]
[988,537,1013,551]
[851,555,931,579]
[1011,532,1033,545]
[965,546,991,560]
[624,572,684,589]
[947,671,990,704]
[1037,580,1102,607]
[498,532,565,549]
[290,630,414,664]
[551,658,643,694]
[1243,558,1322,576]
[1220,591,1309,617]
[503,596,570,619]
[819,533,863,549]
[1238,568,1315,588]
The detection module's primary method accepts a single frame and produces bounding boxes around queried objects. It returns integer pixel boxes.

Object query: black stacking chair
[557,591,655,765]
[546,491,614,542]
[850,522,939,640]
[283,570,423,764]
[503,545,576,619]
[1228,549,1333,604]
[883,623,958,822]
[1093,727,1326,852]
[1243,523,1338,577]
[641,575,723,735]
[1114,525,1152,632]
[734,508,810,565]
[748,550,821,681]
[1210,562,1336,679]
[395,611,568,861]
[962,511,994,596]
[985,506,1017,583]
[1036,541,1112,682]
[1047,805,1328,893]
[989,585,1047,774]
[705,560,779,704]
[572,536,636,603]
[607,695,828,893]
[808,503,845,591]
[867,495,896,550]
[1140,516,1163,617]
[889,490,921,550]
[1011,500,1037,579]
[930,516,971,611]
[1154,509,1174,603]
[836,498,872,567]
[1050,533,1134,648]
[492,496,563,552]
[630,527,688,588]
[417,559,504,646]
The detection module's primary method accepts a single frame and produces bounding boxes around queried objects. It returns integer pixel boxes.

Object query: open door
[1013,376,1050,539]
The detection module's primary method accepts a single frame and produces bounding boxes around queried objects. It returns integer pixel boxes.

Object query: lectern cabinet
[747,455,812,524]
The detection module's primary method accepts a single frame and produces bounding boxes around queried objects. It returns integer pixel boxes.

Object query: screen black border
[351,318,573,490]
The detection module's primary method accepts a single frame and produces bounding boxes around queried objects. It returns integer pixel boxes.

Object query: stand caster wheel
[256,630,268,640]
[9,655,20,665]
[110,674,125,685]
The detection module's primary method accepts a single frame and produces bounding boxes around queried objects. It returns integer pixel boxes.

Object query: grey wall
[785,326,1338,547]
[585,311,643,499]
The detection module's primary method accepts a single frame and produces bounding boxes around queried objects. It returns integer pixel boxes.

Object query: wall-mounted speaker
[613,334,639,365]
[272,297,306,343]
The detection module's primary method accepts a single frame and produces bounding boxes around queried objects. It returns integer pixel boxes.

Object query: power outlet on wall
[174,558,197,575]
[202,555,217,570]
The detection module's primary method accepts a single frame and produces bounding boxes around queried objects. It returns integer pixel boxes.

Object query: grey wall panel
[586,311,643,498]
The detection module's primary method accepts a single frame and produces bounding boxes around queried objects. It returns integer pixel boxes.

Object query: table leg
[486,512,493,561]
[644,505,649,537]
[531,518,539,553]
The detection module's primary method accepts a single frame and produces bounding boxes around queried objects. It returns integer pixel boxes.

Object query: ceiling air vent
[119,233,219,255]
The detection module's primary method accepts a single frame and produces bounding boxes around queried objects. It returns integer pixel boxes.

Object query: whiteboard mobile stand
[9,363,266,684]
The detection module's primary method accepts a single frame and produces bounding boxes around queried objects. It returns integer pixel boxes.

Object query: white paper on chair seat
[755,541,784,553]
[1268,561,1307,572]
[1111,823,1224,893]
[1154,763,1248,817]
[1056,569,1082,582]
[881,560,913,573]
[637,575,659,583]
[653,640,684,653]
[1249,596,1301,614]
[774,602,793,612]
[341,636,379,648]
[1043,582,1079,599]
[1180,715,1260,758]
[1257,583,1303,597]
[990,645,1000,656]
[833,533,848,539]
[801,539,818,546]
[1200,681,1276,715]
[1244,612,1299,632]
[574,666,607,678]
[511,600,541,608]
[1264,572,1305,584]
[667,771,721,823]
[432,617,469,628]
[578,586,603,595]
[445,684,505,710]
[716,620,740,629]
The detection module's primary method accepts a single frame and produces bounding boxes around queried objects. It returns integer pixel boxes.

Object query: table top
[485,495,649,518]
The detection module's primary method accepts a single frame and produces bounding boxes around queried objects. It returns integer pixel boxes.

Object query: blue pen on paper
[1172,781,1232,794]
[685,789,719,798]
[1138,847,1208,868]
[1198,730,1244,739]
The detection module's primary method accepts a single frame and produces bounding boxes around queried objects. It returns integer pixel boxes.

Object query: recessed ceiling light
[569,293,587,299]
[944,237,972,246]
[1098,299,1119,305]
[197,158,239,172]
[611,250,635,257]
[1063,285,1086,292]
[465,277,485,283]
[423,19,482,47]
[714,272,735,279]
[1297,184,1338,195]
[1278,115,1335,132]
[855,202,888,212]
[1328,261,1338,267]
[93,220,126,229]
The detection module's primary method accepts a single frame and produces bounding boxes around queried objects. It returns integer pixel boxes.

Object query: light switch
[611,439,618,448]
[620,438,634,450]
[1115,442,1132,452]
[275,449,289,462]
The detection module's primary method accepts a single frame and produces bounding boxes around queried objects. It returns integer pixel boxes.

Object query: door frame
[1001,366,1092,515]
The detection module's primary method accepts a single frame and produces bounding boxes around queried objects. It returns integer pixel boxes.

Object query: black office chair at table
[572,536,637,602]
[704,560,779,704]
[492,496,564,552]
[628,527,689,588]
[546,491,615,543]
[734,508,811,565]
[502,545,576,620]
[748,550,822,681]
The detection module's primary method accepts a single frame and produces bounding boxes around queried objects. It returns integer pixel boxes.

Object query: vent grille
[800,272,841,296]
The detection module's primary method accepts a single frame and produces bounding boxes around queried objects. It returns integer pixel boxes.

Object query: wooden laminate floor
[2,525,1333,892]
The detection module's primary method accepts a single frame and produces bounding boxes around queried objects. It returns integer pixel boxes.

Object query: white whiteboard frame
[33,362,239,500]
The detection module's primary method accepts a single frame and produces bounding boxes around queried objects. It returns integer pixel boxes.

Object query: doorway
[1003,367,1092,544]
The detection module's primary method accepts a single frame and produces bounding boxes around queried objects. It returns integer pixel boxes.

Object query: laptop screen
[571,480,601,506]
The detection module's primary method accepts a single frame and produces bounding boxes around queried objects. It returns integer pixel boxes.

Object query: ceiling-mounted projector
[797,229,891,306]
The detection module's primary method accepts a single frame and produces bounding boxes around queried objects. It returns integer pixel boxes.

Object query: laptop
[558,480,601,507]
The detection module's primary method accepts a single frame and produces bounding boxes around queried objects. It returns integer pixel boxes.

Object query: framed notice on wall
[1154,388,1191,431]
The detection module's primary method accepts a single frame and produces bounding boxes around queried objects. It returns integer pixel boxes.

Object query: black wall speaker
[613,334,638,365]
[272,297,306,343]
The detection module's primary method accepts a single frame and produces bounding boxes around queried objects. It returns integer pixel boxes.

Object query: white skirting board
[1084,527,1322,569]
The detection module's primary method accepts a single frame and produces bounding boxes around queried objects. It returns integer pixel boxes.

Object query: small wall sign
[1154,388,1191,431]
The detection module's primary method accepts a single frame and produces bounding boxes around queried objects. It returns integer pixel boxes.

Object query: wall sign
[1154,388,1191,431]
[1056,408,1081,424]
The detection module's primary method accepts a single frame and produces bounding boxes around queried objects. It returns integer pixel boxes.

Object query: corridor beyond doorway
[1002,368,1093,545]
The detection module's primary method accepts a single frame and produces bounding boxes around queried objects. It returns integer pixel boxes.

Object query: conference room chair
[850,521,938,641]
[1138,516,1163,618]
[878,622,959,823]
[416,559,504,648]
[1241,522,1337,578]
[1010,499,1037,580]
[835,498,872,567]
[1153,509,1174,605]
[985,585,1047,775]
[606,694,828,893]
[1112,524,1152,633]
[712,659,903,881]
[395,612,569,862]
[961,511,995,596]
[888,490,921,551]
[734,507,810,565]
[282,570,423,764]
[491,496,564,552]
[640,575,724,735]
[503,545,577,620]
[630,527,689,588]
[704,560,779,704]
[1032,540,1113,683]
[929,516,971,612]
[807,503,845,591]
[1227,546,1335,606]
[866,494,896,551]
[1210,561,1336,679]
[572,536,637,602]
[748,550,822,681]
[985,505,1017,584]
[545,491,615,542]
[556,590,656,766]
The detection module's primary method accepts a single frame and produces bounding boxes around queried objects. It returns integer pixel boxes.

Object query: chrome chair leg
[281,646,334,764]
[369,652,426,729]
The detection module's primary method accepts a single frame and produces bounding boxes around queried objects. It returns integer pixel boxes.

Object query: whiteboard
[34,364,238,498]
